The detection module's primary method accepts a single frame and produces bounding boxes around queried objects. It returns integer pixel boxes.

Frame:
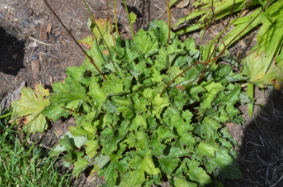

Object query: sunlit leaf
[12,84,50,133]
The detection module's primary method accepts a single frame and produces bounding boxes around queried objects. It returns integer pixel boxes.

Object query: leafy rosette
[42,20,243,186]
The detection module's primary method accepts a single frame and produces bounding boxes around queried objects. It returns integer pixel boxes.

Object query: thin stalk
[106,0,116,46]
[43,0,107,81]
[113,0,119,37]
[122,0,135,39]
[167,0,171,46]
[82,0,119,74]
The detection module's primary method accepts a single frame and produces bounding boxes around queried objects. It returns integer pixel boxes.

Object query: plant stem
[43,0,107,81]
[167,0,171,46]
[160,41,226,96]
[113,0,119,37]
[82,0,119,74]
[122,0,135,39]
[106,0,116,46]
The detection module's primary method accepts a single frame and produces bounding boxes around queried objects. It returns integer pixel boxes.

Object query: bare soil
[1,0,283,186]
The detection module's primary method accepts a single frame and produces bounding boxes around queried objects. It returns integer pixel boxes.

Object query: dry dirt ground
[1,0,283,186]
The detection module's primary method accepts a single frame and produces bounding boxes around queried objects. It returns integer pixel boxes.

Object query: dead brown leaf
[39,25,48,40]
[31,60,40,78]
[46,21,53,35]
[176,0,190,8]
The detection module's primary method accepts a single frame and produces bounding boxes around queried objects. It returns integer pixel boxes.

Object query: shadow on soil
[0,27,25,76]
[226,89,283,187]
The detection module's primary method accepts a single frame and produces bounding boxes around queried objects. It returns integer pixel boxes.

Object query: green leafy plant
[15,20,244,186]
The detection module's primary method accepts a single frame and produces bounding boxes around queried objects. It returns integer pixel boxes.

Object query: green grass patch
[0,108,72,186]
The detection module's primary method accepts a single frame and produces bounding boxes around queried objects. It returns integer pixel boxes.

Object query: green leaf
[174,176,197,187]
[118,105,134,120]
[189,85,206,101]
[51,131,87,156]
[129,115,147,131]
[102,74,124,95]
[12,84,50,133]
[88,76,106,108]
[129,12,137,23]
[78,36,93,46]
[183,37,199,56]
[165,66,184,84]
[169,115,193,136]
[59,136,74,150]
[88,17,111,43]
[129,149,161,175]
[214,86,241,106]
[182,110,193,122]
[85,140,99,158]
[147,117,159,130]
[196,142,219,158]
[201,81,225,109]
[66,65,85,81]
[73,157,88,178]
[83,39,106,72]
[148,20,176,46]
[102,134,125,156]
[173,92,187,110]
[168,146,190,157]
[158,156,180,174]
[98,161,119,186]
[41,105,69,121]
[95,155,111,169]
[226,104,240,119]
[186,159,212,187]
[150,134,166,157]
[151,94,170,118]
[154,47,168,70]
[204,148,241,181]
[155,126,175,141]
[50,81,87,105]
[179,132,196,146]
[241,51,283,89]
[132,94,148,114]
[113,47,138,62]
[119,170,145,187]
[194,117,221,139]
[151,67,164,83]
[134,29,158,57]
[135,131,149,150]
[69,126,90,136]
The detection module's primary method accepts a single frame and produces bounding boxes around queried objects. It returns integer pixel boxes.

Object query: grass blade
[247,83,254,117]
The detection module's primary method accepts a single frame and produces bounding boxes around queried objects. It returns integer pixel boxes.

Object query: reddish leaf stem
[43,0,107,81]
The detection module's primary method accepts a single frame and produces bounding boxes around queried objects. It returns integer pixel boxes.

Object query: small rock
[1,81,26,112]
[17,8,28,20]
[21,20,29,27]
[31,54,38,61]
